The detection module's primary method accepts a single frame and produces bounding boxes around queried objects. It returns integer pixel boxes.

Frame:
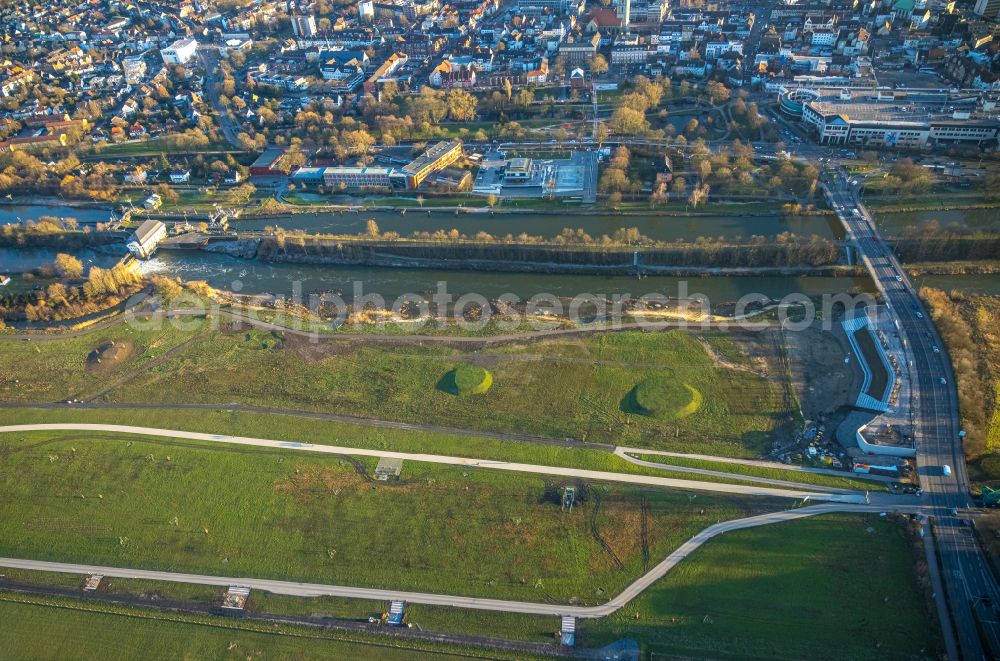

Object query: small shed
[221,586,250,613]
[375,457,404,481]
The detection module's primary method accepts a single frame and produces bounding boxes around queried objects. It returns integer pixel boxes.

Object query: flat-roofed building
[322,166,409,190]
[799,89,1000,149]
[502,157,533,181]
[401,140,463,188]
[161,38,197,66]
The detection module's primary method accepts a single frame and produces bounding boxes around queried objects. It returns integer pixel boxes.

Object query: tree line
[1,253,142,323]
[893,221,1000,262]
[257,230,840,268]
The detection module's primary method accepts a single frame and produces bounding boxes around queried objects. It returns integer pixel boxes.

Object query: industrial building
[249,147,288,175]
[127,219,167,259]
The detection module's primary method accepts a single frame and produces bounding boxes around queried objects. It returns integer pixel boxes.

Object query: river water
[9,203,998,305]
[0,204,115,226]
[131,250,874,303]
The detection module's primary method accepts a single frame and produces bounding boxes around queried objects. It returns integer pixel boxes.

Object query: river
[130,249,874,303]
[0,204,115,226]
[0,246,124,272]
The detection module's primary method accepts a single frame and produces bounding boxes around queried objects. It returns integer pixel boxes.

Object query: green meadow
[0,324,789,456]
[0,431,784,604]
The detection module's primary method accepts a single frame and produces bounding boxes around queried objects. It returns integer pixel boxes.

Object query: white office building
[161,38,198,66]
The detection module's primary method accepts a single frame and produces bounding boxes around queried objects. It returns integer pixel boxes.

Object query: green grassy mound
[438,365,493,396]
[626,377,703,420]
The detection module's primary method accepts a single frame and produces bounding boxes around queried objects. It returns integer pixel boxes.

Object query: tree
[151,275,183,302]
[705,81,731,104]
[594,122,609,145]
[227,183,257,205]
[53,253,84,279]
[609,107,650,135]
[671,176,686,197]
[366,219,380,237]
[406,87,448,124]
[342,129,376,156]
[589,54,608,77]
[445,89,477,121]
[155,183,180,204]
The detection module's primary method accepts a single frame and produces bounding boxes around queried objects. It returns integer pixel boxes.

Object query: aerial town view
[1,0,1000,657]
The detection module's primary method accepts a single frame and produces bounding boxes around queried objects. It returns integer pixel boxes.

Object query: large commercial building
[321,166,409,190]
[161,38,198,66]
[400,140,464,187]
[783,88,1000,149]
[293,141,464,191]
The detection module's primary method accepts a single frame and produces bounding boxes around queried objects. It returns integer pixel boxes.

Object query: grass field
[582,514,940,660]
[0,406,852,493]
[921,289,999,464]
[0,566,561,645]
[0,325,790,456]
[0,595,503,660]
[0,431,783,604]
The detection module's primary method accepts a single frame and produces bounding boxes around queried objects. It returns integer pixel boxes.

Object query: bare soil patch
[787,326,858,419]
[85,340,136,374]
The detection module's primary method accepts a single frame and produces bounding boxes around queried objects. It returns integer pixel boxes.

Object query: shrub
[439,365,493,396]
[627,377,702,420]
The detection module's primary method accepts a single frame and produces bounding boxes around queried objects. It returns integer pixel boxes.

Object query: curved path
[614,448,867,494]
[3,305,775,344]
[616,447,898,483]
[0,423,866,503]
[0,503,913,618]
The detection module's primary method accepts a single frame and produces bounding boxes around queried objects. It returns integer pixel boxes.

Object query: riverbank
[170,232,849,277]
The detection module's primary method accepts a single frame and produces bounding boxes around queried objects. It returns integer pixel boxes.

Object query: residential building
[291,15,317,37]
[974,0,1000,18]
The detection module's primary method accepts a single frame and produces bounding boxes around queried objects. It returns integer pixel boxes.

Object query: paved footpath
[0,504,913,618]
[0,423,868,503]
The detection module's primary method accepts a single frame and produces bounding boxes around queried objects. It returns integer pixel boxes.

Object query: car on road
[895,275,903,282]
[916,312,924,319]
[940,377,947,385]
[932,345,940,353]
[943,465,952,477]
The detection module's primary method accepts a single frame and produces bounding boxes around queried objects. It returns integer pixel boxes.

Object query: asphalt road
[824,169,1000,660]
[0,423,867,503]
[0,503,915,618]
